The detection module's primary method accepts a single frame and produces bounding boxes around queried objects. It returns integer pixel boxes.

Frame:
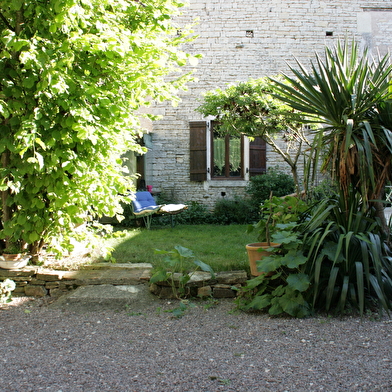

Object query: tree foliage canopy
[196,77,310,194]
[0,0,198,255]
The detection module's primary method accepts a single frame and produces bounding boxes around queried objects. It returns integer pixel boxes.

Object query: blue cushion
[132,191,158,213]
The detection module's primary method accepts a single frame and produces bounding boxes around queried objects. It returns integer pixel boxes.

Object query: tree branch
[132,0,147,7]
[0,12,14,32]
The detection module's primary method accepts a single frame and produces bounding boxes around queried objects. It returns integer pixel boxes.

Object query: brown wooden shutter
[249,137,266,176]
[189,121,207,181]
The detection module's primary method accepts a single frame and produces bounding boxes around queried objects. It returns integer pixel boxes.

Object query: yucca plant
[272,39,392,233]
[302,192,392,315]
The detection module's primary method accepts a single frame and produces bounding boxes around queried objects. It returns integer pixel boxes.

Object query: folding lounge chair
[131,191,187,229]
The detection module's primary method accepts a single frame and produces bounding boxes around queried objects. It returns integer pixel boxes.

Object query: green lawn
[105,224,255,273]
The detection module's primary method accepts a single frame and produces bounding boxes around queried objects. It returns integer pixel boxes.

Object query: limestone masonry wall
[145,0,392,209]
[1,268,82,298]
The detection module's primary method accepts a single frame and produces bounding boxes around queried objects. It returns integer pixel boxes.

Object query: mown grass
[105,224,255,273]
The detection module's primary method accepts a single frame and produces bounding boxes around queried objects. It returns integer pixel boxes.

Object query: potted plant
[0,242,30,269]
[238,200,311,317]
[236,228,311,317]
[2,244,22,260]
[246,194,307,276]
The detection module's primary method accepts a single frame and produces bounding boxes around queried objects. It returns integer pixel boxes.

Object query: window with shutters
[189,121,266,182]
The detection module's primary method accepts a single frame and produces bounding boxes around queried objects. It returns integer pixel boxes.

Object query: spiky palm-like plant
[272,40,392,230]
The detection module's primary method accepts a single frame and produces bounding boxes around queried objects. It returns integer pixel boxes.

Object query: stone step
[49,284,156,312]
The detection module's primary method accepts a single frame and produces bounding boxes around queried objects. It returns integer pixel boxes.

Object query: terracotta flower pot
[2,253,22,261]
[246,242,280,276]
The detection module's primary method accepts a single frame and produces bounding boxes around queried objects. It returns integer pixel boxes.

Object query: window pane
[213,134,226,177]
[212,132,242,178]
[229,136,241,177]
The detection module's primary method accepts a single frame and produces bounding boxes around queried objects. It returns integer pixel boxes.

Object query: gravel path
[1,297,391,392]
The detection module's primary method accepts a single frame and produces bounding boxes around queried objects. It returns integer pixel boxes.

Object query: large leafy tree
[0,0,198,255]
[272,40,392,230]
[196,77,310,195]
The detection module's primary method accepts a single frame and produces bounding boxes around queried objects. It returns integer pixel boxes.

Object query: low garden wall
[0,268,82,298]
[0,267,249,300]
[149,270,248,299]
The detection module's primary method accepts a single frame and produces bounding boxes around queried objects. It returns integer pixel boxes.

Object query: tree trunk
[290,165,301,197]
[263,133,301,196]
[1,150,13,248]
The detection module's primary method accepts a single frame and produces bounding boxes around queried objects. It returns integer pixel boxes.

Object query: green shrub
[212,197,256,225]
[246,167,295,208]
[248,195,309,243]
[167,201,212,225]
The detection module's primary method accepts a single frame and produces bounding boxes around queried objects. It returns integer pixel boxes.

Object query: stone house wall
[143,0,392,209]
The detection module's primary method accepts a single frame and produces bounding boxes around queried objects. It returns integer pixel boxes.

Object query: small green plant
[150,245,215,299]
[248,195,308,244]
[165,300,196,318]
[2,241,23,255]
[0,279,16,304]
[202,297,219,310]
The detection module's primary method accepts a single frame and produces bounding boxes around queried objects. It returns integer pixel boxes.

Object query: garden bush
[237,191,392,317]
[173,201,212,225]
[174,198,256,225]
[212,197,256,225]
[246,167,295,208]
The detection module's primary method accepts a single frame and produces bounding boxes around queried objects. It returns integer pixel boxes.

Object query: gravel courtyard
[1,297,391,392]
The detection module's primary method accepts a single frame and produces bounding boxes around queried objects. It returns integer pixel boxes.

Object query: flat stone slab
[36,266,152,285]
[50,284,156,312]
